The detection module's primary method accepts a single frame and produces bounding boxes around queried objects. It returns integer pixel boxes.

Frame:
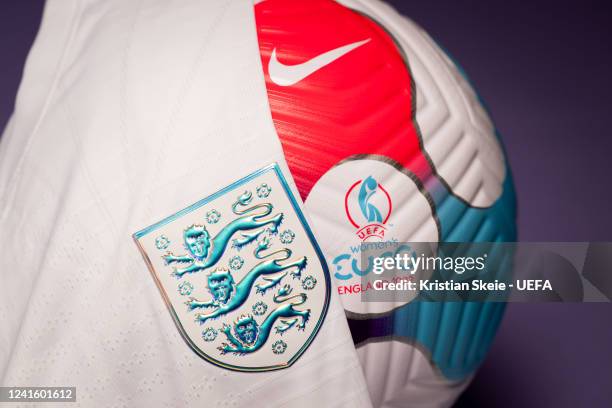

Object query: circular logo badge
[305,157,440,316]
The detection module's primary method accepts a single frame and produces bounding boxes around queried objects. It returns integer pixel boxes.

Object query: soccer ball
[0,0,516,405]
[255,0,517,406]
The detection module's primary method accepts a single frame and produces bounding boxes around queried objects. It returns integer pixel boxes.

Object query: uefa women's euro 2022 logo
[133,164,330,372]
[344,176,392,241]
[305,158,440,315]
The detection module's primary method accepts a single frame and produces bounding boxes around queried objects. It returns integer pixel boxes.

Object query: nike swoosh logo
[268,38,371,86]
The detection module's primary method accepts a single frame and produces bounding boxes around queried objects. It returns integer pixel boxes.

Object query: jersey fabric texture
[0,1,372,407]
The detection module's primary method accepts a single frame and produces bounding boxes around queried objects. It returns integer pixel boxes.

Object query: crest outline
[133,163,331,372]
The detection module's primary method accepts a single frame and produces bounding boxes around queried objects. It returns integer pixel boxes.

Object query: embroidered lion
[163,190,283,278]
[187,246,308,324]
[217,293,310,355]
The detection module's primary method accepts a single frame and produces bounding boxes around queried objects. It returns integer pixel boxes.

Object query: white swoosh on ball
[268,38,371,86]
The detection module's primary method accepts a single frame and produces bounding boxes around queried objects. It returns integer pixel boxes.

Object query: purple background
[1,1,611,407]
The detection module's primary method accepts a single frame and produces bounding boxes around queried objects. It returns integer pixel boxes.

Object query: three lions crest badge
[133,164,330,372]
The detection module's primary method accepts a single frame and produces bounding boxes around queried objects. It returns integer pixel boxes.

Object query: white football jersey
[0,1,372,407]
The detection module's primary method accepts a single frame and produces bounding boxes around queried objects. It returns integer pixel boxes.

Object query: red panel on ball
[255,0,433,199]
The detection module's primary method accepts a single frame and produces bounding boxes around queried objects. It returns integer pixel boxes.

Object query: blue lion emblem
[186,237,308,324]
[218,289,310,355]
[163,191,284,278]
[133,164,330,371]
